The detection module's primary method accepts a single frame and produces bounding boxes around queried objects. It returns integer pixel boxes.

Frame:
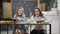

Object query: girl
[14,7,26,22]
[13,7,27,34]
[33,8,46,22]
[30,8,47,34]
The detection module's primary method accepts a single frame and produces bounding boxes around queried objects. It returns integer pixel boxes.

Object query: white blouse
[27,16,47,31]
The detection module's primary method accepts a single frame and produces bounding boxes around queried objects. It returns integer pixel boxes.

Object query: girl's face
[34,9,40,16]
[18,9,23,15]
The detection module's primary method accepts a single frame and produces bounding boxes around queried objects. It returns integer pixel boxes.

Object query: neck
[36,15,39,17]
[17,14,22,17]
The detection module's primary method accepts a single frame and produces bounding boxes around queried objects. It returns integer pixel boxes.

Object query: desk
[0,22,51,34]
[0,21,13,24]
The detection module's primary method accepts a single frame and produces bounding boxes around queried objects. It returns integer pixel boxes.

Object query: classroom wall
[43,11,59,34]
[3,2,10,18]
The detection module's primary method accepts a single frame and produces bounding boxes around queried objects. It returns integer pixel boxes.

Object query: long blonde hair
[16,7,24,17]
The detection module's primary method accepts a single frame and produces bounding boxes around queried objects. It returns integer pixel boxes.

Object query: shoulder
[42,16,46,19]
[22,14,25,16]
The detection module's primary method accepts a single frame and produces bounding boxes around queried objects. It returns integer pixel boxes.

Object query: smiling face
[17,8,23,16]
[34,9,40,17]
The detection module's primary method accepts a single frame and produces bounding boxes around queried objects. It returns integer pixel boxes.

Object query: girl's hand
[19,18,22,21]
[16,17,22,21]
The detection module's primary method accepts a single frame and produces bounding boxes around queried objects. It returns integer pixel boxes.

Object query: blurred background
[0,0,60,34]
[0,0,57,18]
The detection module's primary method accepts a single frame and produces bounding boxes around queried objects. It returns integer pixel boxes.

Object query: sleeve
[22,14,26,22]
[42,17,49,23]
[14,14,16,19]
